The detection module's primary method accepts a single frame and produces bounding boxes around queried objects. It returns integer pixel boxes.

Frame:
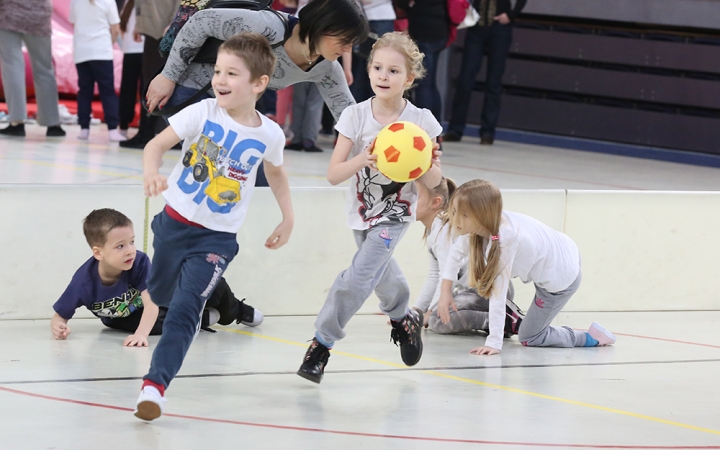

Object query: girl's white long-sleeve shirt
[442,211,580,350]
[414,217,469,313]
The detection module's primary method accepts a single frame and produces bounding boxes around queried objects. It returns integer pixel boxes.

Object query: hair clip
[491,235,499,241]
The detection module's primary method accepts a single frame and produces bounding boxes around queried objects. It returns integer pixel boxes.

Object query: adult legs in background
[286,82,324,152]
[121,36,166,148]
[446,25,488,139]
[119,52,143,133]
[0,30,29,135]
[414,39,447,120]
[23,32,62,128]
[275,86,293,131]
[479,23,512,143]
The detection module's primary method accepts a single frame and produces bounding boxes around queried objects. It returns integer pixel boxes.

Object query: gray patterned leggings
[428,283,515,334]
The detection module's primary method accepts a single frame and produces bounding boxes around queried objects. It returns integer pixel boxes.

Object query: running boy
[135,32,293,421]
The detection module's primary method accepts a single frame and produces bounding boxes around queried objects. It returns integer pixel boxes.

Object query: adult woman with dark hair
[145,0,369,124]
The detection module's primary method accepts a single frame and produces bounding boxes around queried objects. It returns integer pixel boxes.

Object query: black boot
[390,309,424,366]
[0,123,25,137]
[46,125,66,137]
[297,338,331,384]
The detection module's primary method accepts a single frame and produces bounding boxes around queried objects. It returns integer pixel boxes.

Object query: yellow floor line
[225,328,720,436]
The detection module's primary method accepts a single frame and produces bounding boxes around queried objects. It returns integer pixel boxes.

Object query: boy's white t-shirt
[69,0,120,64]
[166,99,285,233]
[335,98,443,230]
[443,210,581,350]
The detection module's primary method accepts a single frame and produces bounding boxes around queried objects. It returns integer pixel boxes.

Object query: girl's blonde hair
[418,177,457,240]
[367,32,426,90]
[449,179,503,297]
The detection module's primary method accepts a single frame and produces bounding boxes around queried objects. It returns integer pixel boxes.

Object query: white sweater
[442,211,580,350]
[414,217,469,313]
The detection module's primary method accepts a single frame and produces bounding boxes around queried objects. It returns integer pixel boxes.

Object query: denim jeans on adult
[351,20,396,103]
[414,39,447,120]
[76,60,120,129]
[164,84,212,120]
[143,210,238,388]
[448,23,512,138]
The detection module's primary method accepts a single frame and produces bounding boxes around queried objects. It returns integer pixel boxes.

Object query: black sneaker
[390,309,424,366]
[442,130,461,142]
[284,142,303,151]
[297,338,331,384]
[236,299,263,327]
[480,135,495,145]
[303,143,323,152]
[504,298,524,337]
[0,123,25,137]
[119,134,151,149]
[46,125,66,137]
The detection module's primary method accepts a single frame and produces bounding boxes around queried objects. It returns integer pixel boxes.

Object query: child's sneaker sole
[134,400,162,421]
[588,322,616,346]
[296,369,323,384]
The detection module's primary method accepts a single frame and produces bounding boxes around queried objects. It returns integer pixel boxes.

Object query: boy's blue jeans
[144,209,238,388]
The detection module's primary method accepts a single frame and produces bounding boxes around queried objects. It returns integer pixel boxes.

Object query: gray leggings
[517,270,586,347]
[315,222,411,347]
[428,282,514,334]
[0,29,60,126]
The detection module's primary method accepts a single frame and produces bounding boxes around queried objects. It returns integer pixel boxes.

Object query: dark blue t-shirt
[53,251,151,320]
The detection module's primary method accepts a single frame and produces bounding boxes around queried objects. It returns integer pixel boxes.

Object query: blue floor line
[453,125,720,169]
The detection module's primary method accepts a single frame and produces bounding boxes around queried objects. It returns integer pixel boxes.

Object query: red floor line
[1,386,718,449]
[612,332,720,349]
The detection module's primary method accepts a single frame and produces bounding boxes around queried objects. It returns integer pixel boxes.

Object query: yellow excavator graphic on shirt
[182,135,241,205]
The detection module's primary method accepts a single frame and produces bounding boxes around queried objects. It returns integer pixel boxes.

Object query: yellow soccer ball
[373,121,432,182]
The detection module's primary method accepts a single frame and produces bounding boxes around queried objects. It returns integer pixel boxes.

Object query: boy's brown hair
[219,32,277,83]
[83,209,133,248]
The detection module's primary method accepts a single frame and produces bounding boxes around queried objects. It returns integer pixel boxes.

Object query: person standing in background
[117,0,145,139]
[443,0,526,145]
[0,0,66,137]
[395,0,449,122]
[349,0,396,104]
[120,0,181,149]
[69,0,126,141]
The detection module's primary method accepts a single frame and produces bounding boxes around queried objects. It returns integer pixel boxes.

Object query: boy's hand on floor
[124,334,149,347]
[52,322,71,340]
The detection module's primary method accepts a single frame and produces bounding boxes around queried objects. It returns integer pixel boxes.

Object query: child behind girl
[414,179,525,336]
[297,32,443,384]
[438,179,616,355]
[69,0,126,141]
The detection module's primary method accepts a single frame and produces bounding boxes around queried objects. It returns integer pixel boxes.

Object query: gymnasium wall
[1,185,718,321]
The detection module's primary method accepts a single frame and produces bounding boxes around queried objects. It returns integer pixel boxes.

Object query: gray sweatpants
[517,270,587,347]
[290,81,324,144]
[315,222,410,347]
[428,282,514,334]
[0,29,60,126]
